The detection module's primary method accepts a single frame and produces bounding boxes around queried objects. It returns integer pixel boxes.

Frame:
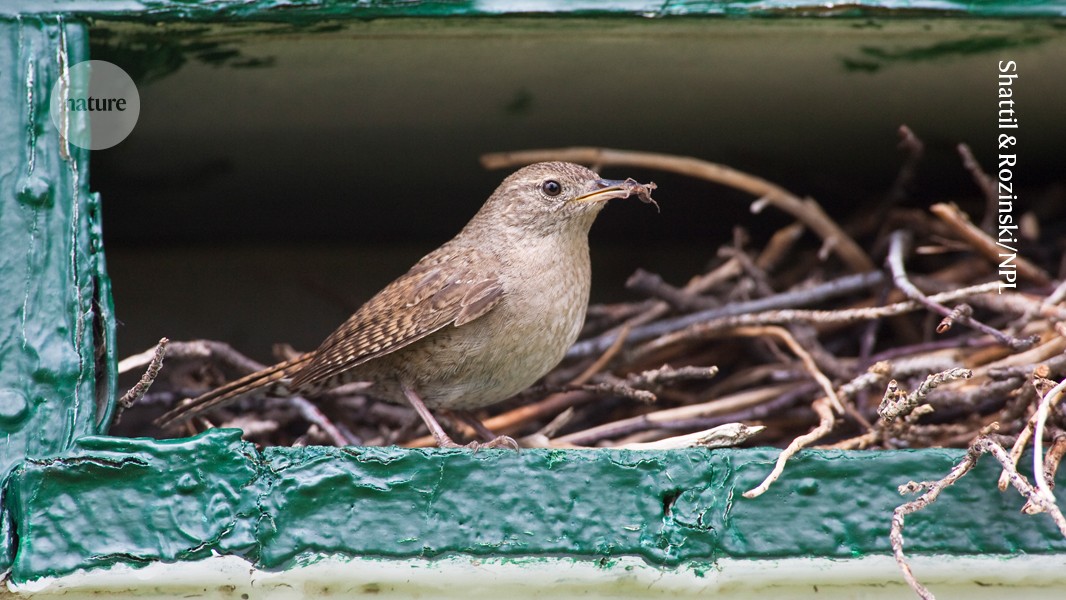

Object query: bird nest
[113,136,1066,598]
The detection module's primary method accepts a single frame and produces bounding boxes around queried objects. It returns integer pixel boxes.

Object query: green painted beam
[2,0,1064,19]
[7,429,1066,582]
[0,15,116,576]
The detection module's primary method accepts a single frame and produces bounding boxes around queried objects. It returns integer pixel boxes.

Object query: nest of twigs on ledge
[116,134,1066,457]
[114,132,1066,598]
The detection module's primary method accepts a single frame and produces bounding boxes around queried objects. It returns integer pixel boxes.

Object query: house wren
[154,162,657,448]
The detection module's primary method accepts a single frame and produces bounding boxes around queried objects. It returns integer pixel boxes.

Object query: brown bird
[155,162,657,448]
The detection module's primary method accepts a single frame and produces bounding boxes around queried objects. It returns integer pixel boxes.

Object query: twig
[623,365,720,390]
[929,202,1052,286]
[887,230,1037,350]
[482,147,875,272]
[891,436,985,600]
[1025,431,1066,514]
[893,432,1066,600]
[552,383,794,447]
[986,438,1066,535]
[1000,401,1037,491]
[122,339,268,375]
[289,396,353,447]
[743,397,836,498]
[1033,377,1066,502]
[630,383,818,440]
[570,324,631,385]
[579,381,657,404]
[627,269,718,311]
[1014,278,1066,331]
[1044,433,1066,492]
[117,338,170,421]
[617,423,764,450]
[731,326,844,414]
[582,258,744,363]
[935,304,972,334]
[878,368,973,423]
[756,222,805,272]
[956,144,1000,233]
[887,125,925,205]
[570,270,887,359]
[634,282,1003,360]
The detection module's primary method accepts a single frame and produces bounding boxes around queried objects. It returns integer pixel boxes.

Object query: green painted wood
[2,0,1064,19]
[0,16,116,575]
[7,429,1066,582]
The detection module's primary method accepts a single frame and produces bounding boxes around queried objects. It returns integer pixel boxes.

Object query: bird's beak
[572,179,633,204]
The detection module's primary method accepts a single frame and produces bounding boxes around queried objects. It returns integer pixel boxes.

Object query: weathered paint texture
[3,0,1065,19]
[7,429,1066,582]
[0,15,115,575]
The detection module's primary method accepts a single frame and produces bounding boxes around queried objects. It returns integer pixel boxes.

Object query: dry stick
[634,282,1002,360]
[1044,434,1066,491]
[581,257,744,367]
[891,438,984,600]
[731,326,845,415]
[1000,403,1037,491]
[1033,376,1066,503]
[973,334,1066,380]
[743,397,835,499]
[570,324,632,385]
[957,143,1000,233]
[117,338,169,418]
[619,423,765,450]
[935,304,972,334]
[887,230,1036,351]
[609,382,819,443]
[119,339,268,376]
[552,383,794,447]
[1014,278,1066,333]
[1026,431,1066,515]
[983,436,1066,536]
[887,125,925,205]
[879,368,973,423]
[627,269,717,311]
[893,433,1066,600]
[289,396,352,447]
[930,202,1052,286]
[815,364,895,450]
[570,270,887,359]
[482,147,875,273]
[970,285,1066,323]
[624,364,719,389]
[623,257,744,337]
[757,222,805,272]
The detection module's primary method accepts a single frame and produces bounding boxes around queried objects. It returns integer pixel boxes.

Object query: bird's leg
[402,385,519,450]
[452,410,519,450]
[402,384,463,448]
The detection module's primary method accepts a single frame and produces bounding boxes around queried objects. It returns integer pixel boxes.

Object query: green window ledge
[3,0,1066,19]
[2,3,1065,596]
[6,428,1066,584]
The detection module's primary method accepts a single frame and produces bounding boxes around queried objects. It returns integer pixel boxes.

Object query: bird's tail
[154,353,314,428]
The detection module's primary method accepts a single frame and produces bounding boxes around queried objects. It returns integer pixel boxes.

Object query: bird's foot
[436,435,520,452]
[471,435,520,451]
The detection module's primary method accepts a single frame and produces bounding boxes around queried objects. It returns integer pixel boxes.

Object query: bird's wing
[288,250,505,390]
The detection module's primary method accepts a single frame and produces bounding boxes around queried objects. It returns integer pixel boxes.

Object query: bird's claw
[465,435,520,452]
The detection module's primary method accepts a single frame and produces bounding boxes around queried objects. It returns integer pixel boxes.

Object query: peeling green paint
[0,16,116,575]
[3,0,1065,19]
[1,0,1062,585]
[7,429,1066,582]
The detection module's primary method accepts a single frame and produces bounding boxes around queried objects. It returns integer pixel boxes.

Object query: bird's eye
[541,180,562,197]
